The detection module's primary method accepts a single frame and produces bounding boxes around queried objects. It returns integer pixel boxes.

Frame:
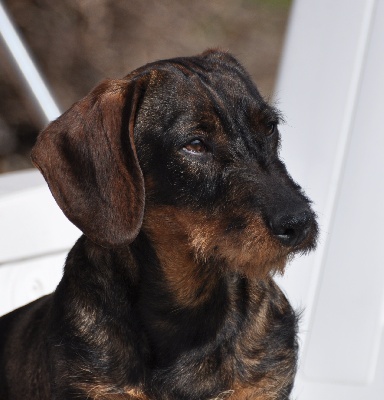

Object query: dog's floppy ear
[31,78,147,248]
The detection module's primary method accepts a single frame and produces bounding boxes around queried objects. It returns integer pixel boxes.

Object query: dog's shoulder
[0,295,53,399]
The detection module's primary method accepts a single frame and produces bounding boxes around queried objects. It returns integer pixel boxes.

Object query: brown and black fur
[0,50,318,400]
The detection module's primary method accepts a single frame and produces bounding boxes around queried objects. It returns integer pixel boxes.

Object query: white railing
[0,170,80,316]
[0,2,60,123]
[275,0,384,398]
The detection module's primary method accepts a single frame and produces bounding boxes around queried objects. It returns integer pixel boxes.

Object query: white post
[0,2,61,123]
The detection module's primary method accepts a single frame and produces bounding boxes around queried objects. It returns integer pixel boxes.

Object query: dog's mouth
[143,206,317,280]
[189,213,305,278]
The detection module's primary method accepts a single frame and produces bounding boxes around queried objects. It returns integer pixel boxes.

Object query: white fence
[0,170,80,316]
[275,0,384,398]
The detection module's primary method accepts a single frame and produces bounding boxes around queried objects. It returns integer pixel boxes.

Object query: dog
[0,50,318,400]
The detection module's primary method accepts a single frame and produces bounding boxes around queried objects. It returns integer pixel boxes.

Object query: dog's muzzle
[268,209,315,247]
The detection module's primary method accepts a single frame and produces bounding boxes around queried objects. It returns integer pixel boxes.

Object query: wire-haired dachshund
[0,50,318,400]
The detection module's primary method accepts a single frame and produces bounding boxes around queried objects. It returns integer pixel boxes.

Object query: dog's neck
[61,233,248,357]
[130,228,247,366]
[129,229,259,398]
[58,235,295,399]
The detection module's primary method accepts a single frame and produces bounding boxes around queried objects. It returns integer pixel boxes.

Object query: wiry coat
[0,50,318,400]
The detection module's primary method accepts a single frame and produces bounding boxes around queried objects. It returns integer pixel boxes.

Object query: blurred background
[0,0,291,173]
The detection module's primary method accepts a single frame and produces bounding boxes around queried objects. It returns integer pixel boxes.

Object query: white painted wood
[0,252,67,316]
[275,0,384,397]
[0,170,80,265]
[0,169,80,316]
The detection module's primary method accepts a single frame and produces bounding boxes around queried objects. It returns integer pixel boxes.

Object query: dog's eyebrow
[161,117,218,150]
[258,103,285,124]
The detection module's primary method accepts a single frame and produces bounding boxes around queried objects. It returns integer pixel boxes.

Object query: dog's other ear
[31,78,147,248]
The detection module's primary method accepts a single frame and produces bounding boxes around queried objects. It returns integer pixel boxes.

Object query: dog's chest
[65,301,295,400]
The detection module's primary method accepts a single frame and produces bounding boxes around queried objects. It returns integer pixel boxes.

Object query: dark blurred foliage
[0,0,291,172]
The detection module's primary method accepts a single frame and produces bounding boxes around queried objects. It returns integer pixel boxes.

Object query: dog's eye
[266,122,277,136]
[183,139,209,154]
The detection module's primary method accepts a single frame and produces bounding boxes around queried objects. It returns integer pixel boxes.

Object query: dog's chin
[224,213,318,279]
[189,215,294,279]
[226,252,290,279]
[195,240,291,279]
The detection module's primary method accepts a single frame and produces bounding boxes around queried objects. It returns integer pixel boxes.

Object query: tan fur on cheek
[142,207,220,307]
[188,213,289,278]
[143,206,289,283]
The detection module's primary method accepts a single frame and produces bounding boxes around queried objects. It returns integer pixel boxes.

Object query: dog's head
[32,50,318,278]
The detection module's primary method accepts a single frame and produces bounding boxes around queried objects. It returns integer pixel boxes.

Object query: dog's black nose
[269,210,313,247]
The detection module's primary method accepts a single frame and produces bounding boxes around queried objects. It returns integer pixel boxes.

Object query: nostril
[274,227,297,246]
[269,211,312,247]
[277,228,295,241]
